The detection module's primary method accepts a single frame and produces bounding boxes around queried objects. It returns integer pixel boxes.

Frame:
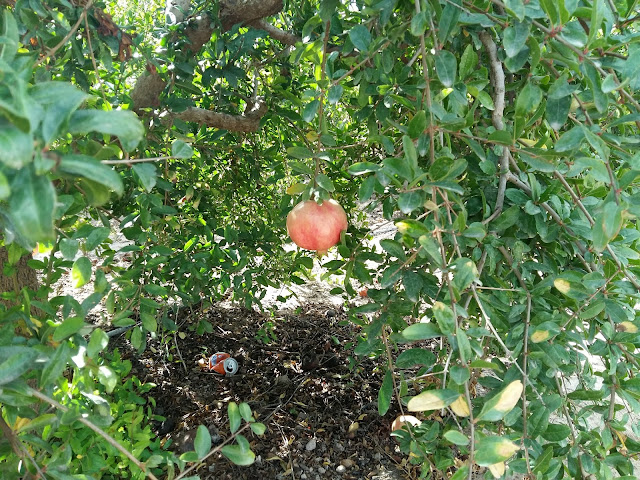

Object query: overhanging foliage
[1,0,640,478]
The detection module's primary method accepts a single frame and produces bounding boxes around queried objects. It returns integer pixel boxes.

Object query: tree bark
[0,246,39,310]
[174,97,267,132]
[219,0,283,31]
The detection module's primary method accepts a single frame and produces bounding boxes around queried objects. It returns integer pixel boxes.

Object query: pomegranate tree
[286,198,348,253]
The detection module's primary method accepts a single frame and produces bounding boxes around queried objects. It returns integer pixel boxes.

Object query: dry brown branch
[174,97,267,132]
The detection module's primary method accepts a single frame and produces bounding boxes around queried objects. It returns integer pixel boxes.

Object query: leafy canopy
[2,0,640,478]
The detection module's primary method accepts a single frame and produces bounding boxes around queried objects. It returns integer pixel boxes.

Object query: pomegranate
[286,199,348,253]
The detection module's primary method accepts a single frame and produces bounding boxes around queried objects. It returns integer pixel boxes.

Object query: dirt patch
[109,304,414,480]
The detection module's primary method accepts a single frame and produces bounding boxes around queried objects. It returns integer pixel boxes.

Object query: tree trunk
[0,246,39,310]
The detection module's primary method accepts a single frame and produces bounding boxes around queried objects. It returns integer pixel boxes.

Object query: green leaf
[9,166,56,244]
[250,422,266,435]
[228,401,241,433]
[133,163,157,192]
[68,110,144,152]
[435,50,457,88]
[383,157,413,180]
[503,21,530,57]
[410,11,428,36]
[403,135,418,172]
[546,95,571,130]
[396,219,430,238]
[30,82,90,145]
[515,83,543,117]
[86,227,111,251]
[302,99,320,123]
[87,329,109,358]
[59,154,124,196]
[0,9,19,61]
[239,402,253,422]
[172,140,194,158]
[52,317,86,342]
[72,256,92,288]
[378,370,393,415]
[444,430,469,446]
[530,321,561,343]
[0,124,33,169]
[327,84,343,104]
[452,258,478,292]
[348,162,379,175]
[97,365,117,393]
[221,440,255,466]
[349,25,371,51]
[40,343,70,386]
[475,436,520,466]
[433,301,455,335]
[396,348,436,368]
[408,389,460,412]
[450,366,470,385]
[403,270,422,302]
[408,111,427,139]
[438,0,461,43]
[141,313,157,332]
[60,238,79,260]
[475,380,524,422]
[315,173,335,192]
[398,191,424,214]
[0,350,37,385]
[379,239,406,260]
[401,323,442,341]
[456,329,472,364]
[79,178,113,206]
[554,126,585,152]
[592,202,623,252]
[287,146,314,159]
[194,425,212,460]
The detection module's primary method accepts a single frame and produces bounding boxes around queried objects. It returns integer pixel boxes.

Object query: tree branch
[174,97,267,132]
[479,30,509,225]
[219,0,283,31]
[249,19,299,46]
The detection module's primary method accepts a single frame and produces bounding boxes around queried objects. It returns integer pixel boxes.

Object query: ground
[109,303,416,480]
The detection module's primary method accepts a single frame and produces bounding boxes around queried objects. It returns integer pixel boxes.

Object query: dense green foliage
[2,0,640,478]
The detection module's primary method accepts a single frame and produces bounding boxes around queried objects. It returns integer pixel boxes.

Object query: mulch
[110,304,416,480]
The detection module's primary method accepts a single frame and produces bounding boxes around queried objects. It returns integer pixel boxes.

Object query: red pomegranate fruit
[286,199,348,253]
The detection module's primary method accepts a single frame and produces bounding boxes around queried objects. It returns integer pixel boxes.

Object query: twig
[0,416,47,478]
[101,155,179,165]
[553,171,640,291]
[498,246,532,475]
[173,333,188,374]
[415,0,435,163]
[331,39,394,86]
[84,13,109,105]
[555,376,588,478]
[27,388,160,480]
[506,173,594,272]
[35,1,94,67]
[314,19,331,183]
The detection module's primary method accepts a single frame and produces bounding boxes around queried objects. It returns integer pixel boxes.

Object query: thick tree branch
[249,19,299,46]
[219,0,283,31]
[479,31,508,225]
[174,97,267,132]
